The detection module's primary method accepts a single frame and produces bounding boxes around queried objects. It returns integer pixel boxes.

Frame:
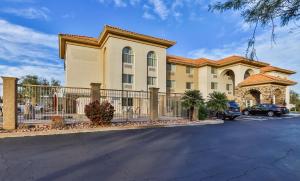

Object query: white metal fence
[4,84,187,124]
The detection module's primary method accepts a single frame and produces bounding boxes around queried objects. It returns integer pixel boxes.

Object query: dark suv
[216,101,241,120]
[242,104,282,117]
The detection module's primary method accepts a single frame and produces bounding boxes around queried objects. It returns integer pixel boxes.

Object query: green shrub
[84,100,115,125]
[181,90,204,121]
[198,104,208,120]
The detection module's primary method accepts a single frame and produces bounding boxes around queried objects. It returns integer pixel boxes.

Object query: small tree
[207,91,228,116]
[181,90,204,121]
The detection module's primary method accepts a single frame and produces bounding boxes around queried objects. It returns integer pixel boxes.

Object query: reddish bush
[51,116,65,129]
[84,100,115,125]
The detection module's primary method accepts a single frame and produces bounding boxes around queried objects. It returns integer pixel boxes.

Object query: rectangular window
[186,66,193,74]
[122,74,133,84]
[122,54,133,64]
[167,63,176,72]
[148,58,156,67]
[226,84,232,91]
[186,82,193,89]
[211,82,218,90]
[167,80,175,88]
[211,67,217,74]
[147,77,157,85]
[122,98,133,106]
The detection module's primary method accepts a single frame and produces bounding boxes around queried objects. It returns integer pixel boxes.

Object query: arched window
[244,69,254,79]
[147,51,156,67]
[122,47,134,64]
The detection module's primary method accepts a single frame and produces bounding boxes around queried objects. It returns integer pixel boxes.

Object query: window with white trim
[122,47,134,64]
[167,80,175,88]
[186,66,193,74]
[147,77,157,86]
[211,82,218,90]
[211,67,217,74]
[167,63,176,72]
[186,82,193,89]
[147,51,156,67]
[122,74,133,84]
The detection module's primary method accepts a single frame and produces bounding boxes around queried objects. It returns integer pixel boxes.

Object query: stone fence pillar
[2,77,18,130]
[149,87,159,121]
[90,83,101,102]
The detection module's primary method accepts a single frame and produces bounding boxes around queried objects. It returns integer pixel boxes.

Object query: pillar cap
[90,83,101,86]
[1,76,19,81]
[149,87,160,91]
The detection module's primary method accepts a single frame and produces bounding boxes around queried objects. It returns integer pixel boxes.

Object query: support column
[149,87,159,121]
[2,77,18,130]
[90,83,101,102]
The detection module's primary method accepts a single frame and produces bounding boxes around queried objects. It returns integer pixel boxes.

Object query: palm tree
[181,90,204,121]
[207,91,228,116]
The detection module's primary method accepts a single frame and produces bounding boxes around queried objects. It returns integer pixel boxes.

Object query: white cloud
[98,0,136,7]
[143,11,155,20]
[188,25,300,91]
[0,19,64,95]
[0,7,50,20]
[113,0,127,7]
[148,0,169,20]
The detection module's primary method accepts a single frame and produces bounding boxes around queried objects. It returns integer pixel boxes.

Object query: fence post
[149,87,159,121]
[2,77,18,130]
[90,83,101,102]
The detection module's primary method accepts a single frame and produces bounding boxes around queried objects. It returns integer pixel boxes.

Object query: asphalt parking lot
[235,114,300,121]
[0,114,300,181]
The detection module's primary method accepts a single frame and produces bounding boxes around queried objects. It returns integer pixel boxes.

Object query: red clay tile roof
[98,25,176,47]
[238,73,297,87]
[59,34,98,42]
[216,55,269,67]
[261,66,296,74]
[167,55,269,68]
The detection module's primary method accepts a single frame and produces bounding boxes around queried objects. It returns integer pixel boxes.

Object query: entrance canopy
[235,74,296,108]
[238,73,296,87]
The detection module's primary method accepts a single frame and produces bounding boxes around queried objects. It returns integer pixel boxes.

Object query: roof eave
[99,26,176,48]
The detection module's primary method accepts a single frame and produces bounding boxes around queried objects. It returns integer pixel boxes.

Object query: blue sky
[0,0,299,93]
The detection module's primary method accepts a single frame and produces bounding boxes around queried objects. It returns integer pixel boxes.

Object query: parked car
[216,101,242,120]
[277,105,289,114]
[242,104,282,117]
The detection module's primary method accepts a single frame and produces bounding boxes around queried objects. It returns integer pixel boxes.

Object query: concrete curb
[0,120,223,139]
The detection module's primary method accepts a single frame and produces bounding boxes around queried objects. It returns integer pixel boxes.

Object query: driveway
[1,116,300,181]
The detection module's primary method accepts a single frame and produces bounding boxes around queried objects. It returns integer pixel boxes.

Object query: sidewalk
[0,120,223,139]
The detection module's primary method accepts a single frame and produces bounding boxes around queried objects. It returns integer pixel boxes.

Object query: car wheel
[267,111,274,117]
[244,111,249,116]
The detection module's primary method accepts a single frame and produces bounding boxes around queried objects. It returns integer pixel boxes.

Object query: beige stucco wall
[265,71,289,79]
[103,36,167,92]
[197,64,261,99]
[198,66,211,99]
[167,64,199,93]
[65,44,101,88]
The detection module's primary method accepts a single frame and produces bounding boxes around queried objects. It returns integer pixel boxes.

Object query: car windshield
[228,101,239,107]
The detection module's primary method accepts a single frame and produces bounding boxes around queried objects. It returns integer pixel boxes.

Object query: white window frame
[122,74,133,84]
[147,51,157,67]
[167,80,175,88]
[167,63,176,72]
[186,82,193,90]
[147,76,157,86]
[211,67,217,74]
[122,47,134,64]
[211,82,218,90]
